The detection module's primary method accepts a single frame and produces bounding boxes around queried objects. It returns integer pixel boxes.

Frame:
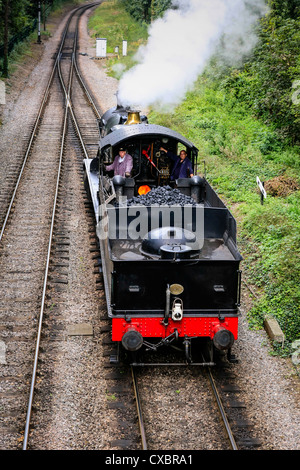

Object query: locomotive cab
[102,140,195,195]
[94,109,199,200]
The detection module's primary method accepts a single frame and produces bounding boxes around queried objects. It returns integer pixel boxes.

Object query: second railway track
[0,2,102,450]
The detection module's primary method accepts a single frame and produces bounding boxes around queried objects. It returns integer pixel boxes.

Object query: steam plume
[117,0,267,111]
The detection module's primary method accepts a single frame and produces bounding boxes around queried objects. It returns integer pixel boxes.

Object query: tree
[268,0,300,20]
[0,0,39,75]
[225,1,300,143]
[121,0,152,23]
[121,0,172,23]
[151,0,172,20]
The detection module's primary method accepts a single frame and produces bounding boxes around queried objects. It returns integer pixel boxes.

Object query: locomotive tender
[83,105,242,365]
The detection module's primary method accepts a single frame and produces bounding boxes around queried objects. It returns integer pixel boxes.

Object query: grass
[88,0,148,77]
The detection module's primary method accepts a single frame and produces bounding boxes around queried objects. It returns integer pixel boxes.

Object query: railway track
[130,363,238,451]
[0,2,101,450]
[131,361,262,450]
[0,3,100,243]
[100,332,262,451]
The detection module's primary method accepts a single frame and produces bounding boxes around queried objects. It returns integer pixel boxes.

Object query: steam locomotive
[83,105,242,365]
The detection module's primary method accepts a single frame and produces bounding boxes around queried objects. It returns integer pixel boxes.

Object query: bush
[224,14,300,144]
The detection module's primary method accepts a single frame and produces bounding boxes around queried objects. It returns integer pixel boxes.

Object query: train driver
[105,147,133,178]
[160,147,194,180]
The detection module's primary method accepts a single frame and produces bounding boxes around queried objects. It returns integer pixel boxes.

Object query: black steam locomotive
[84,105,242,365]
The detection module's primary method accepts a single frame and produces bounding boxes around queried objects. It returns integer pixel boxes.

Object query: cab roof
[99,123,198,153]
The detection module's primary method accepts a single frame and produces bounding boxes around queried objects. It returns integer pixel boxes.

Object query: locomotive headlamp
[122,329,143,352]
[172,298,183,322]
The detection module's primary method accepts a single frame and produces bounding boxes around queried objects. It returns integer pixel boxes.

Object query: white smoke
[117,0,268,111]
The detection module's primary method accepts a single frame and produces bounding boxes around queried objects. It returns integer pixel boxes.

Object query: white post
[122,40,127,56]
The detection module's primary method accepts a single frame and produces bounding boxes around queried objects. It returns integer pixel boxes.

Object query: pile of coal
[120,186,197,206]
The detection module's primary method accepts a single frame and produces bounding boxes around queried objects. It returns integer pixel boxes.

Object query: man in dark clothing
[160,147,193,180]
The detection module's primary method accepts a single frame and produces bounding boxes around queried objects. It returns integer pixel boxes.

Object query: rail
[206,365,238,450]
[131,366,148,450]
[0,5,73,244]
[131,361,238,451]
[22,2,100,450]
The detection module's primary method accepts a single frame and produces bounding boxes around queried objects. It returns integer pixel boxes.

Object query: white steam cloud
[117,0,268,111]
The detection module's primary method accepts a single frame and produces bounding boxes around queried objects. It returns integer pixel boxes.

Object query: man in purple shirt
[106,147,133,177]
[160,147,194,180]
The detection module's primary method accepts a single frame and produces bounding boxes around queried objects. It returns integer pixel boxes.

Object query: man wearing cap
[105,147,133,177]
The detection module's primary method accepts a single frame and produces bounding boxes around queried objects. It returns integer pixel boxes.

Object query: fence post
[37,1,42,44]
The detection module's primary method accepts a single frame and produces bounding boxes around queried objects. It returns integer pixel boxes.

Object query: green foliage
[88,0,148,75]
[121,0,152,24]
[121,0,172,23]
[151,0,172,19]
[0,0,74,75]
[240,196,300,345]
[223,10,300,143]
[0,0,32,40]
[267,0,300,20]
[149,73,300,353]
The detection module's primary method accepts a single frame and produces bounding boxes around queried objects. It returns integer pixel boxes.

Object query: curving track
[0,3,101,450]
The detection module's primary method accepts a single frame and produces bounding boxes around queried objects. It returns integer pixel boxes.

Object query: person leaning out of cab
[105,147,133,177]
[160,147,193,180]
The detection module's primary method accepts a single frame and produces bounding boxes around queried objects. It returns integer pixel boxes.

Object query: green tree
[268,0,300,20]
[0,0,42,75]
[121,0,152,23]
[151,0,172,20]
[224,1,300,143]
[121,0,172,23]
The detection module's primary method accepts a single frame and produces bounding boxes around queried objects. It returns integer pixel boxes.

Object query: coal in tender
[119,186,197,207]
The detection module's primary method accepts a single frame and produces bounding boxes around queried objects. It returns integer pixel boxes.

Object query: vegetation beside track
[88,0,148,77]
[0,0,86,77]
[150,76,300,354]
